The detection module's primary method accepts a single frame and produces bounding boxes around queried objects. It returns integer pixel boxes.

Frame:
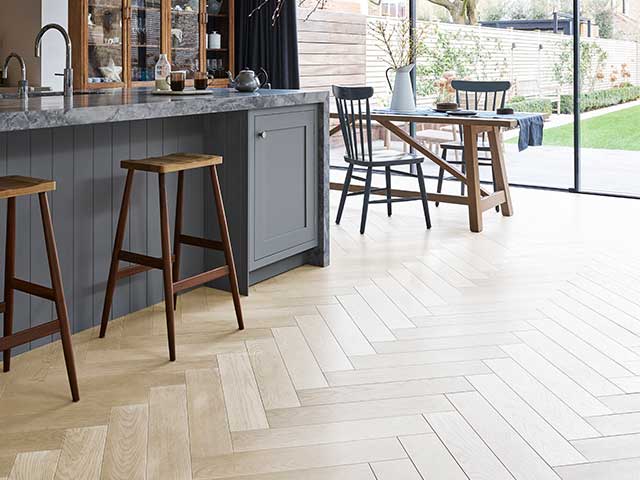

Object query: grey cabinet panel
[250,107,318,269]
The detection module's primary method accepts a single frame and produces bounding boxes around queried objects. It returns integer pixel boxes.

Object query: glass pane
[88,0,124,84]
[171,0,201,78]
[131,0,162,82]
[579,0,640,195]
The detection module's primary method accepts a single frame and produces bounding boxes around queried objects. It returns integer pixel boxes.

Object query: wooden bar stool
[99,153,244,361]
[0,176,79,402]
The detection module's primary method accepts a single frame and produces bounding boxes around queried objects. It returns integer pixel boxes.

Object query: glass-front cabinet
[70,0,232,89]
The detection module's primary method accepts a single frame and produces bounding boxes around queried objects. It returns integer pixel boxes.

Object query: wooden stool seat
[0,176,79,402]
[121,153,223,173]
[0,176,56,199]
[101,153,244,361]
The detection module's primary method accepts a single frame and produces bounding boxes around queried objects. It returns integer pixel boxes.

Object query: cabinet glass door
[130,0,162,82]
[170,0,202,78]
[87,0,125,85]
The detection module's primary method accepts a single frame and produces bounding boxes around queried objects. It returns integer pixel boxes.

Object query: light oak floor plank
[587,412,640,436]
[426,411,514,480]
[450,391,561,480]
[296,315,353,372]
[272,327,328,389]
[54,426,108,480]
[399,433,467,480]
[147,385,192,480]
[372,332,523,354]
[572,433,640,462]
[554,457,640,480]
[484,358,601,439]
[354,284,415,329]
[218,353,269,431]
[8,450,60,480]
[370,458,422,479]
[232,415,430,452]
[266,394,453,428]
[371,275,430,318]
[246,339,300,410]
[387,266,446,308]
[316,304,375,356]
[209,464,376,480]
[186,368,233,458]
[350,345,507,369]
[100,405,148,480]
[467,373,587,465]
[192,438,406,479]
[337,294,395,342]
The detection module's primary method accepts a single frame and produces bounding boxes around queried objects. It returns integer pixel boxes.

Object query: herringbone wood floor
[2,187,640,479]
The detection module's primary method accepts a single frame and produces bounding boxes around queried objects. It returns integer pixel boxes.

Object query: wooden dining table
[329,109,527,233]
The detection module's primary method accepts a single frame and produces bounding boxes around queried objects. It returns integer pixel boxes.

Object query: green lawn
[510,104,640,150]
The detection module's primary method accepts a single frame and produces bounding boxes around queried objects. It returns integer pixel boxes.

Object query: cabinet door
[251,108,318,268]
[129,0,162,82]
[87,0,126,86]
[170,0,205,78]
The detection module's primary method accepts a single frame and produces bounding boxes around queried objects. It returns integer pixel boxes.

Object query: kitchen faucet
[35,23,73,98]
[2,53,28,99]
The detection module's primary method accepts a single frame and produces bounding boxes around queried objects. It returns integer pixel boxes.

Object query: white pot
[386,64,416,112]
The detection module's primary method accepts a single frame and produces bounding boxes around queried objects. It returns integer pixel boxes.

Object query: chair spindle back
[333,86,375,163]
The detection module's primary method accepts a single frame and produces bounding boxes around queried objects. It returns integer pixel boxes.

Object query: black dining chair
[435,80,512,209]
[333,85,431,234]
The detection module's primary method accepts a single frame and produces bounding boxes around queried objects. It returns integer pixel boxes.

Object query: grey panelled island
[0,88,329,351]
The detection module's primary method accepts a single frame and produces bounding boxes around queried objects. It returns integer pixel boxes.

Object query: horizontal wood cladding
[0,115,216,354]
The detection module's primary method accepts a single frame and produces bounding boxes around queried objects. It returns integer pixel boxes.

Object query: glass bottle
[155,53,171,90]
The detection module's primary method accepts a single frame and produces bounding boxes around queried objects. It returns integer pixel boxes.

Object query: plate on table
[446,110,477,116]
[435,108,458,113]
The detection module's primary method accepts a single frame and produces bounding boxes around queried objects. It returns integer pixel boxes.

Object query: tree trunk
[465,0,479,25]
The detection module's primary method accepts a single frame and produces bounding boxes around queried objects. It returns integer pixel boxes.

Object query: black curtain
[235,0,300,89]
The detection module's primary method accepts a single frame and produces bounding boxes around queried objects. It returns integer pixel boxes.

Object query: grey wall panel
[146,119,164,306]
[73,125,95,333]
[30,129,54,349]
[7,131,31,356]
[0,132,6,340]
[111,123,131,320]
[129,120,148,312]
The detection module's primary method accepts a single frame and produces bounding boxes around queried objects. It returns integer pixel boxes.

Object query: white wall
[0,0,67,89]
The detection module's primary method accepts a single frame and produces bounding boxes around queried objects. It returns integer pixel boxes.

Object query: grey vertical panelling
[29,129,54,348]
[111,123,131,320]
[7,131,31,355]
[129,121,148,311]
[73,126,94,333]
[146,119,163,305]
[162,118,179,289]
[51,128,75,335]
[177,116,205,280]
[0,133,6,338]
[92,125,113,328]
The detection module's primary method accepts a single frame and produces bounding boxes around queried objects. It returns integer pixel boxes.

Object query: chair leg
[210,166,244,330]
[385,166,392,217]
[359,166,373,235]
[336,164,353,225]
[172,171,184,309]
[158,173,176,361]
[2,197,15,372]
[39,192,80,402]
[416,163,432,230]
[100,170,134,338]
[435,149,448,207]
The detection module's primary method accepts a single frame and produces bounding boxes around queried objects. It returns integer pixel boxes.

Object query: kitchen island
[0,88,329,346]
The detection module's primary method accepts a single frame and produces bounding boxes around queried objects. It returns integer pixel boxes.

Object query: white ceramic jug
[386,64,416,112]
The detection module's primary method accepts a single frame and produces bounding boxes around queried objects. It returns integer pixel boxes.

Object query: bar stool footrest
[11,278,56,301]
[0,319,60,351]
[173,265,230,294]
[115,252,176,280]
[178,234,224,251]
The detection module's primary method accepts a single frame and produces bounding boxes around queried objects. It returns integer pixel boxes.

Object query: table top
[331,108,547,129]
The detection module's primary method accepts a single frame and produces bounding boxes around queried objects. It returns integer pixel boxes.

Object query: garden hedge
[559,85,640,113]
[507,97,554,114]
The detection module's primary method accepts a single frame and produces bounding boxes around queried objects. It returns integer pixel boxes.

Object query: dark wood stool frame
[1,187,80,402]
[99,160,244,362]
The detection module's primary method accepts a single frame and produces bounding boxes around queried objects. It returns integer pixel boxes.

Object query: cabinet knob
[258,131,267,139]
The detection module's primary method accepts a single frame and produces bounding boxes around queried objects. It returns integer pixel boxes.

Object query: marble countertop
[0,88,329,133]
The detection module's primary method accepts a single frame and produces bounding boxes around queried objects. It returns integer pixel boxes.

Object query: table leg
[463,125,483,233]
[488,127,514,217]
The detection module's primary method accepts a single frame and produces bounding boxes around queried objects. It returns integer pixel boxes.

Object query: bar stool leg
[100,170,135,338]
[158,173,177,361]
[172,171,184,310]
[209,166,244,330]
[39,192,80,402]
[3,197,15,372]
